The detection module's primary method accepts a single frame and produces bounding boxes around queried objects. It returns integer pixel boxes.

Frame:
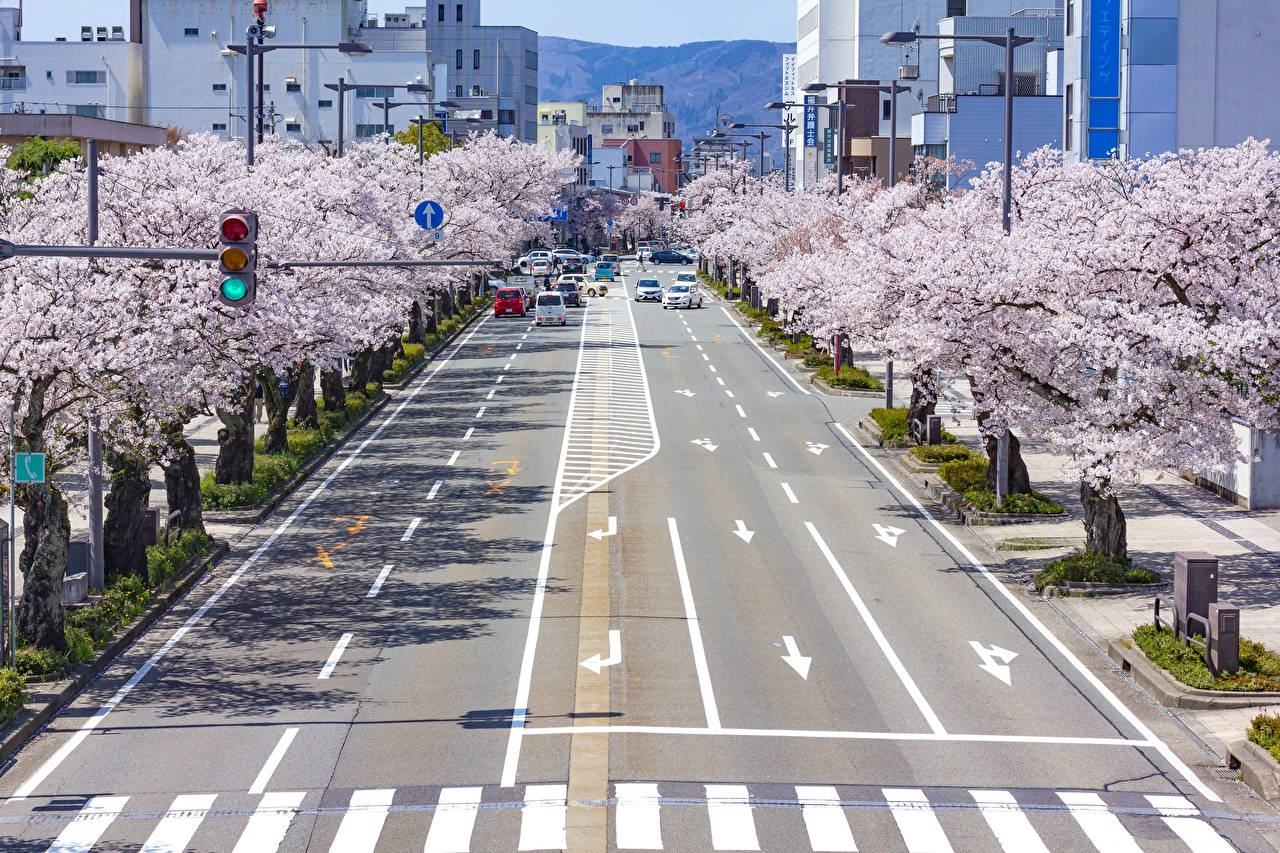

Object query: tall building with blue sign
[1062,0,1280,163]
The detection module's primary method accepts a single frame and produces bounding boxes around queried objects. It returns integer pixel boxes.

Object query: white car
[663,284,704,309]
[634,279,663,302]
[675,272,697,284]
[519,250,553,271]
[535,291,567,326]
[530,258,553,276]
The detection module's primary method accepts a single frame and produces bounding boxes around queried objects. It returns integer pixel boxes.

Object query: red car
[494,287,527,317]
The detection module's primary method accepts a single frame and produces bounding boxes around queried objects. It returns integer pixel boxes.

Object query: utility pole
[86,139,104,592]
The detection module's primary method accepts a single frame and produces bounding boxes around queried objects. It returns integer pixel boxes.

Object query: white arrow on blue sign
[414,200,445,230]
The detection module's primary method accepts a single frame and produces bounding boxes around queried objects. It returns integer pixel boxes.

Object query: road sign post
[414,200,445,230]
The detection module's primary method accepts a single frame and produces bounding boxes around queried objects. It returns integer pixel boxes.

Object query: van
[535,291,567,326]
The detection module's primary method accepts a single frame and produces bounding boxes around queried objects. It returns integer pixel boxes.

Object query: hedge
[1036,550,1159,592]
[1135,624,1280,692]
[0,668,23,725]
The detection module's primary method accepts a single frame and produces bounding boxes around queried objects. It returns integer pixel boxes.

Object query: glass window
[438,4,445,22]
[356,123,392,137]
[286,122,301,132]
[1064,85,1073,151]
[72,104,104,117]
[946,0,966,16]
[601,123,613,134]
[456,4,464,22]
[184,27,199,37]
[1066,0,1075,36]
[498,109,516,124]
[212,82,227,92]
[525,85,537,104]
[212,122,227,131]
[473,49,481,70]
[526,50,538,71]
[286,82,301,93]
[67,70,105,85]
[456,85,464,97]
[355,86,394,99]
[456,49,463,69]
[882,99,891,120]
[649,152,661,164]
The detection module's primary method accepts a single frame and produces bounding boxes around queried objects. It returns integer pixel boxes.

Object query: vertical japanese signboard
[803,93,819,188]
[1087,0,1121,159]
[823,127,835,166]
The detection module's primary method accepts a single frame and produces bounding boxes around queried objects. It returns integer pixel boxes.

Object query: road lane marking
[615,783,663,850]
[706,785,759,850]
[329,789,393,853]
[884,789,953,852]
[401,518,421,541]
[668,518,722,729]
[696,344,704,351]
[781,483,799,504]
[496,375,505,383]
[1146,795,1233,852]
[716,378,725,386]
[719,306,811,394]
[748,428,760,442]
[831,423,1220,801]
[763,452,777,469]
[519,724,1151,747]
[516,342,524,350]
[508,353,516,361]
[232,791,304,853]
[463,427,475,440]
[427,480,442,500]
[503,363,511,371]
[475,407,486,418]
[735,404,746,418]
[424,787,483,853]
[1057,792,1142,852]
[807,523,946,734]
[248,727,299,794]
[796,786,857,852]
[141,794,218,853]
[690,334,698,341]
[486,389,496,400]
[702,353,710,361]
[367,565,394,598]
[518,784,568,851]
[447,450,461,466]
[971,790,1049,853]
[47,795,129,853]
[318,633,353,680]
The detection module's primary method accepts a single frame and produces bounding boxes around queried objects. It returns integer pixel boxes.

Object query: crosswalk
[9,782,1238,852]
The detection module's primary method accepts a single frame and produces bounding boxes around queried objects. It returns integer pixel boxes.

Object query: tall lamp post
[373,85,432,143]
[739,115,798,191]
[324,81,430,157]
[726,126,772,187]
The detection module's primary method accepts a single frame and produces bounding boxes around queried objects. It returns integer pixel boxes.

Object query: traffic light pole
[0,240,498,269]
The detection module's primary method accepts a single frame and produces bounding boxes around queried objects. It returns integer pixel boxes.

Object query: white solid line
[796,786,857,852]
[424,787,484,853]
[463,427,475,440]
[706,785,760,851]
[720,306,811,394]
[615,783,663,850]
[831,423,1220,801]
[970,790,1049,853]
[140,794,218,853]
[518,784,568,851]
[884,789,953,853]
[486,388,496,400]
[725,389,735,398]
[807,523,946,734]
[1146,795,1233,852]
[475,406,486,418]
[763,452,777,469]
[1057,792,1141,852]
[734,404,746,418]
[668,518,722,729]
[517,724,1151,747]
[318,633,353,680]
[367,565,394,598]
[716,378,725,386]
[5,308,501,803]
[427,480,442,500]
[329,789,394,853]
[747,428,760,442]
[231,791,305,853]
[781,483,799,504]
[447,450,461,466]
[248,727,299,794]
[47,795,130,853]
[401,518,421,541]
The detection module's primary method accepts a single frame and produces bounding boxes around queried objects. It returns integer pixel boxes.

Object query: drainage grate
[1212,767,1243,781]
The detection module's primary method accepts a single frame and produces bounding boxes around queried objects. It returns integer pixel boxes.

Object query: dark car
[650,250,693,265]
[562,258,585,274]
[555,280,583,307]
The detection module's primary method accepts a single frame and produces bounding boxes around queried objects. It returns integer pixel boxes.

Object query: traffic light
[217,210,257,307]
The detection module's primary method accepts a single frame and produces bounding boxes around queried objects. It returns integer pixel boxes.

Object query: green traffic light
[220,277,248,302]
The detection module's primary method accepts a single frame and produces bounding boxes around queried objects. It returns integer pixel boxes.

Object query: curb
[1042,580,1168,598]
[204,304,489,525]
[1108,640,1280,709]
[1228,739,1280,801]
[0,541,229,768]
[809,375,884,398]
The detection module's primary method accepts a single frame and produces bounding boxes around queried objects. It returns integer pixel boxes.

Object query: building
[0,0,537,146]
[0,112,168,155]
[536,105,590,189]
[1061,0,1280,163]
[585,81,676,143]
[541,84,680,191]
[602,137,683,194]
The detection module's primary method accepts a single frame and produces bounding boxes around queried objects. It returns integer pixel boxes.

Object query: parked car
[676,272,697,284]
[494,287,527,317]
[663,283,704,309]
[518,250,553,272]
[535,291,567,326]
[484,276,506,295]
[634,279,663,302]
[651,250,693,265]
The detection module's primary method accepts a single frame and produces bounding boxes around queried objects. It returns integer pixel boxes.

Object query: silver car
[663,284,704,309]
[634,279,663,302]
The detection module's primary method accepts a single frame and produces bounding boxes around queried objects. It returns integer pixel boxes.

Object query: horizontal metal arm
[0,240,219,261]
[267,258,503,270]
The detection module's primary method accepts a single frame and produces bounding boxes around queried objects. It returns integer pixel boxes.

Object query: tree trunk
[294,362,318,429]
[968,376,1032,496]
[457,283,471,308]
[347,347,374,394]
[214,381,255,485]
[161,418,204,536]
[321,368,346,414]
[408,300,426,345]
[103,447,151,580]
[1081,479,1128,562]
[908,370,938,435]
[17,482,68,651]
[442,287,455,319]
[426,295,439,336]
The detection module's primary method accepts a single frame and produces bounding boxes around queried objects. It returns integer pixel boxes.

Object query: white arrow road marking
[588,516,618,540]
[970,641,1018,685]
[674,389,695,397]
[691,438,719,452]
[873,524,906,547]
[807,442,830,455]
[766,391,785,398]
[781,635,812,679]
[732,520,755,543]
[580,629,622,674]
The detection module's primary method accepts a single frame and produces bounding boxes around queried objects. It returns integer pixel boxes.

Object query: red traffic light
[254,1,269,20]
[221,215,250,242]
[679,201,686,210]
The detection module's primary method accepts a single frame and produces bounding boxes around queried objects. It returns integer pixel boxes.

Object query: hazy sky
[20,1,796,46]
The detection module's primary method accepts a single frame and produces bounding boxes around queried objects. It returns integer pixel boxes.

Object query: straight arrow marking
[580,629,622,674]
[588,516,618,540]
[781,635,812,679]
[674,389,695,397]
[732,520,755,543]
[970,641,1018,686]
[873,523,906,547]
[691,438,719,452]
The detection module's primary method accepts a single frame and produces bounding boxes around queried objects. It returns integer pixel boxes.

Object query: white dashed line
[690,335,698,341]
[748,428,761,442]
[476,407,486,419]
[517,343,523,350]
[702,354,710,361]
[734,405,746,419]
[725,390,735,398]
[781,483,799,504]
[763,453,777,469]
[367,565,394,598]
[318,633,354,680]
[463,427,475,440]
[696,345,704,351]
[496,375,505,384]
[447,450,461,466]
[716,378,725,386]
[486,389,496,400]
[401,518,421,541]
[427,480,442,500]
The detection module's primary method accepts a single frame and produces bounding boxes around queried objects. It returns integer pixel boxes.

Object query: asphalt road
[0,262,1277,851]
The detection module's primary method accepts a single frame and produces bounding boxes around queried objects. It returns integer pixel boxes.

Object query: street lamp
[229,36,371,168]
[373,85,432,144]
[323,80,432,157]
[729,123,776,193]
[803,81,870,194]
[406,103,467,163]
[736,117,797,191]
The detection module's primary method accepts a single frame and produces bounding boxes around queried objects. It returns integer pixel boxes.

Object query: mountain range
[537,36,796,168]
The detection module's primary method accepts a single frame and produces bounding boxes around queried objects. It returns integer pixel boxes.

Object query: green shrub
[870,407,908,442]
[286,427,326,460]
[65,605,114,646]
[1135,625,1280,692]
[383,358,412,383]
[146,529,212,589]
[910,444,981,464]
[964,489,1064,515]
[816,364,884,390]
[0,667,24,725]
[64,626,94,664]
[939,457,988,493]
[402,343,425,363]
[345,392,369,420]
[99,574,151,626]
[200,472,266,509]
[15,645,65,677]
[1250,713,1280,763]
[317,410,349,439]
[1036,550,1159,592]
[803,352,833,368]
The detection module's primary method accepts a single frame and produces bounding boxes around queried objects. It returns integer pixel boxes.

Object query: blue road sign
[435,111,448,132]
[414,200,445,230]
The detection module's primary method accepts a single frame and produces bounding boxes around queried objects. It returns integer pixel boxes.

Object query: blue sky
[21,2,795,46]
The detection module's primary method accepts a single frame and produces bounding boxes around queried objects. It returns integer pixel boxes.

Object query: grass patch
[0,667,24,725]
[1249,713,1280,763]
[1136,624,1280,692]
[816,364,884,391]
[146,529,213,590]
[1035,550,1160,592]
[965,489,1064,515]
[871,407,908,442]
[803,352,832,368]
[910,445,981,464]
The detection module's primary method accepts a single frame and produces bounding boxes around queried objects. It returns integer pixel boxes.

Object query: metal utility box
[1208,601,1240,674]
[67,536,89,575]
[1173,551,1218,638]
[142,508,160,547]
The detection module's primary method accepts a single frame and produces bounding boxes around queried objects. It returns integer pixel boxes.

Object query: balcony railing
[0,77,28,91]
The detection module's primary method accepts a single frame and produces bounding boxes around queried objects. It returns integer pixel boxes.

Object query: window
[438,4,445,22]
[525,85,536,104]
[212,82,227,92]
[286,122,301,132]
[212,122,227,131]
[456,3,464,22]
[72,104,104,117]
[456,85,464,97]
[261,84,269,91]
[946,0,965,16]
[498,109,515,124]
[473,49,481,70]
[1064,84,1073,151]
[356,123,391,137]
[355,86,394,99]
[647,152,660,164]
[639,121,645,131]
[184,27,199,37]
[318,99,333,108]
[883,99,891,120]
[286,82,301,93]
[67,70,105,85]
[526,50,538,71]
[524,120,537,139]
[799,8,819,39]
[480,109,494,119]
[45,70,52,80]
[1066,0,1074,36]
[601,123,613,134]
[456,49,463,69]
